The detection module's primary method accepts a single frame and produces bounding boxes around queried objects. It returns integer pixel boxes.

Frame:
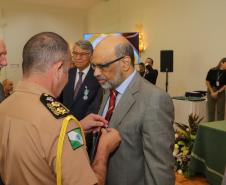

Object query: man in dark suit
[91,35,175,185]
[144,57,158,85]
[60,40,102,120]
[60,40,103,158]
[138,62,145,77]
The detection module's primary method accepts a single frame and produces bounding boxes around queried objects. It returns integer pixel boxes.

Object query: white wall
[1,0,226,96]
[0,1,86,83]
[87,0,226,96]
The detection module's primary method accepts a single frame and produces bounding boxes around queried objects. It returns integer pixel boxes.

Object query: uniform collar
[15,80,53,97]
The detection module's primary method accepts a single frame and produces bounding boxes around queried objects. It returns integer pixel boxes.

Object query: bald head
[92,35,135,90]
[0,39,7,68]
[93,35,134,66]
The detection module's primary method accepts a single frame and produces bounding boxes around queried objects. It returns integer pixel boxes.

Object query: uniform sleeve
[52,119,97,185]
[142,91,175,185]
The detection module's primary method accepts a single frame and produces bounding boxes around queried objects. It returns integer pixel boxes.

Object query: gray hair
[22,32,69,75]
[74,40,93,53]
[114,42,134,67]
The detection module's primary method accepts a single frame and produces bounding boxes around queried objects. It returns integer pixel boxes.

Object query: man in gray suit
[91,35,175,185]
[0,39,8,103]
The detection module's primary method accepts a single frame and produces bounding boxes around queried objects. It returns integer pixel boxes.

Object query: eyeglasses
[91,56,124,70]
[72,51,90,57]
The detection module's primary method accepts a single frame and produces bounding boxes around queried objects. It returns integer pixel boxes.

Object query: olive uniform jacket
[0,81,97,185]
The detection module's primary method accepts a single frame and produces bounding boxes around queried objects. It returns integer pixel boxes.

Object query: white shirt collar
[115,70,136,95]
[77,65,90,78]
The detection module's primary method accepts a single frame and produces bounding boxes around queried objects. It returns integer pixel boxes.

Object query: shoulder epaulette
[40,93,70,119]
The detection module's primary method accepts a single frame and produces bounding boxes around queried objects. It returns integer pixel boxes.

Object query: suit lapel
[99,90,110,115]
[110,90,136,128]
[103,72,141,128]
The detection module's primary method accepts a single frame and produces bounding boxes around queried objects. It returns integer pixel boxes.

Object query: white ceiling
[10,0,104,9]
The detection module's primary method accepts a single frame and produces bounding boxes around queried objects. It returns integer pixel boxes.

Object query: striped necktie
[105,89,118,121]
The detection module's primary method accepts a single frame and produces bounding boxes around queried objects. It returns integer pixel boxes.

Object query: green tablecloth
[172,96,206,101]
[189,120,226,185]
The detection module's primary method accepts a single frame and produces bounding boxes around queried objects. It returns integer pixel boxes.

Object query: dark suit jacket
[144,66,158,85]
[60,67,103,120]
[99,72,175,185]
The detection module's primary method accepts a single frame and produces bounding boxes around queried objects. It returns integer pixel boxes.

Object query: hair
[22,32,69,75]
[146,57,154,65]
[214,57,226,70]
[114,42,135,67]
[139,62,145,67]
[74,40,93,53]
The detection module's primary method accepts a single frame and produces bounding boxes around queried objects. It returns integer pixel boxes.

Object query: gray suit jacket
[99,72,175,185]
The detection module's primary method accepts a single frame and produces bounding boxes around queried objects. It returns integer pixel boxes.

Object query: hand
[80,113,108,132]
[98,128,121,155]
[211,91,218,99]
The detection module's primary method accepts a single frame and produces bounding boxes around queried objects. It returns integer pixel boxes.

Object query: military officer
[0,32,121,185]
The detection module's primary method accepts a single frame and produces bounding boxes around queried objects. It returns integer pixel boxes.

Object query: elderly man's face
[72,44,91,71]
[0,40,7,68]
[92,52,124,90]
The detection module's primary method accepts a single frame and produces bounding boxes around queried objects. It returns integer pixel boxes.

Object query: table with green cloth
[189,120,226,185]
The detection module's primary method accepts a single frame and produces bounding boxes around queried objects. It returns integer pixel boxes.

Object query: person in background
[91,35,175,185]
[144,57,158,85]
[60,40,102,120]
[138,62,145,77]
[60,40,103,158]
[206,58,226,121]
[0,32,121,185]
[0,39,7,103]
[2,79,13,98]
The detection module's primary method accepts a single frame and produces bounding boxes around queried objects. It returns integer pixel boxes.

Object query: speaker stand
[165,68,168,92]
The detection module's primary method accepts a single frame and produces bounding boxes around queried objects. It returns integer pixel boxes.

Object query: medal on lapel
[83,86,89,100]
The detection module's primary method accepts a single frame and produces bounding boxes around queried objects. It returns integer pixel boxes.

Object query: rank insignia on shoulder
[40,93,70,119]
[67,128,84,150]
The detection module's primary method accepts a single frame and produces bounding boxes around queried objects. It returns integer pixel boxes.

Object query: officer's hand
[80,113,108,132]
[98,128,121,154]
